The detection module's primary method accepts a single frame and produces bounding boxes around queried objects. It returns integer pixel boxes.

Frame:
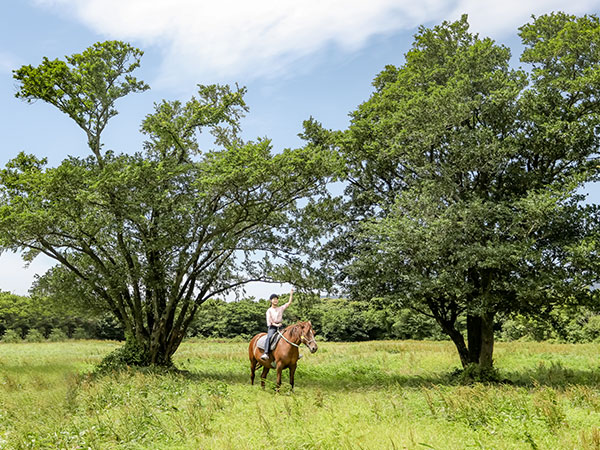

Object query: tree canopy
[1,41,331,366]
[306,13,600,370]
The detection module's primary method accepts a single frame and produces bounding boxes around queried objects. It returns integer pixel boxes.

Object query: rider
[261,288,294,360]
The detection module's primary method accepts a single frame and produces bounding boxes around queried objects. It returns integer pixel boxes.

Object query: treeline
[3,291,600,343]
[187,297,447,341]
[0,292,123,342]
[189,297,600,343]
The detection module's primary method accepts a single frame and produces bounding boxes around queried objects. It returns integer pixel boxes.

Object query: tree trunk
[478,310,495,369]
[148,322,173,366]
[466,314,482,364]
[436,318,470,368]
[464,311,496,369]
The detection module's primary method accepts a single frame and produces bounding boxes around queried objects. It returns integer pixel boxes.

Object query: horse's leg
[289,363,297,391]
[250,358,257,385]
[249,337,259,385]
[276,365,283,392]
[260,366,270,389]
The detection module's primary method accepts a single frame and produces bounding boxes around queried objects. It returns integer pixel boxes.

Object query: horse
[248,321,318,391]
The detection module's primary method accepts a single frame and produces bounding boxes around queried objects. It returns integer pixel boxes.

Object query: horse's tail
[248,334,258,362]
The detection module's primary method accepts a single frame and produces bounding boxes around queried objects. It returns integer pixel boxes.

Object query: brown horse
[248,321,318,390]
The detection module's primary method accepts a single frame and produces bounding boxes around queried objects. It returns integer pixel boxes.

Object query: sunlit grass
[1,340,600,449]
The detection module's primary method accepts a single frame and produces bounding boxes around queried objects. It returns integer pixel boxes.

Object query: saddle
[257,331,282,352]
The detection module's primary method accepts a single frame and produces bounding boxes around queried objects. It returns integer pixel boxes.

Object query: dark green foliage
[3,288,600,343]
[97,336,154,372]
[2,41,331,366]
[306,12,600,369]
[390,309,447,341]
[0,329,22,343]
[0,291,123,340]
[93,315,125,340]
[451,364,503,384]
[1,290,444,343]
[24,328,44,342]
[499,306,600,343]
[188,298,267,339]
[187,296,446,342]
[47,328,68,342]
[0,292,33,337]
[71,327,88,340]
[317,298,385,341]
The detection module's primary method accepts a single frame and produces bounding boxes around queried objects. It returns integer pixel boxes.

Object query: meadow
[1,339,600,449]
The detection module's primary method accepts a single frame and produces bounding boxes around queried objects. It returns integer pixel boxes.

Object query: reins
[277,329,300,348]
[277,324,315,348]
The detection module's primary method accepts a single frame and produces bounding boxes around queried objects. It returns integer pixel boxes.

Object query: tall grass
[1,340,600,449]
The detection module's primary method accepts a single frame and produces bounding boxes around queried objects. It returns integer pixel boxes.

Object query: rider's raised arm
[282,288,294,310]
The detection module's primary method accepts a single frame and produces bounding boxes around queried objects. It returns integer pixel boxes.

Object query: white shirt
[266,301,291,327]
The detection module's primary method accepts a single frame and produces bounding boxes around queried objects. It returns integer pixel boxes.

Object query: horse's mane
[283,322,306,341]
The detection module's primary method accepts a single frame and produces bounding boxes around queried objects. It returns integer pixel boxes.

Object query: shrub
[1,329,22,343]
[48,328,68,342]
[390,308,446,340]
[71,327,89,340]
[24,329,45,343]
[451,364,502,384]
[94,315,125,340]
[96,335,155,372]
[499,318,529,341]
[498,315,556,342]
[581,316,600,343]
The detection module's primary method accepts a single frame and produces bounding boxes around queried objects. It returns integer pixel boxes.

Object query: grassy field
[1,339,600,449]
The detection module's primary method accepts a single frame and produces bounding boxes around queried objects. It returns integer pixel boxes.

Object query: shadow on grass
[505,362,600,388]
[169,361,600,391]
[179,369,451,390]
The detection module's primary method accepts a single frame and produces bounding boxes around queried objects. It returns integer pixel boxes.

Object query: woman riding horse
[261,289,294,361]
[248,321,318,390]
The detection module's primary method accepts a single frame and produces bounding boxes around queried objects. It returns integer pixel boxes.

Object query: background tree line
[0,291,123,341]
[3,290,600,344]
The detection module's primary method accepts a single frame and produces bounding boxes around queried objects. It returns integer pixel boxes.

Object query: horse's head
[300,321,318,354]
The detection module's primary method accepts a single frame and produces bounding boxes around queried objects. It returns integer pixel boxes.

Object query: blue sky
[1,0,600,298]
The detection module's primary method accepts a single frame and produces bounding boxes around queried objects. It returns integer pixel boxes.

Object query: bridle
[301,332,317,346]
[277,325,316,348]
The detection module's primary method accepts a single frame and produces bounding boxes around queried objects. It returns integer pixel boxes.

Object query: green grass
[1,340,600,449]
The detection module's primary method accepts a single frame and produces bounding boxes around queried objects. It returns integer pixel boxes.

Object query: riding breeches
[264,325,279,354]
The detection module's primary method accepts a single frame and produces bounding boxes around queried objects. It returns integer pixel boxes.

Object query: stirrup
[261,353,269,360]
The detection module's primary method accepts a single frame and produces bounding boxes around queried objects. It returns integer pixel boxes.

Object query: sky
[1,0,600,299]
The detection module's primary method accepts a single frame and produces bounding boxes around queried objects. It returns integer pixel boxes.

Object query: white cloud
[32,0,444,84]
[33,0,600,85]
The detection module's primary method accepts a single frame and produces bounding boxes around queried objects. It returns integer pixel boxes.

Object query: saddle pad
[257,332,282,351]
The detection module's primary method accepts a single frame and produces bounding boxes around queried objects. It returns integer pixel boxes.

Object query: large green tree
[307,13,600,370]
[0,41,329,366]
